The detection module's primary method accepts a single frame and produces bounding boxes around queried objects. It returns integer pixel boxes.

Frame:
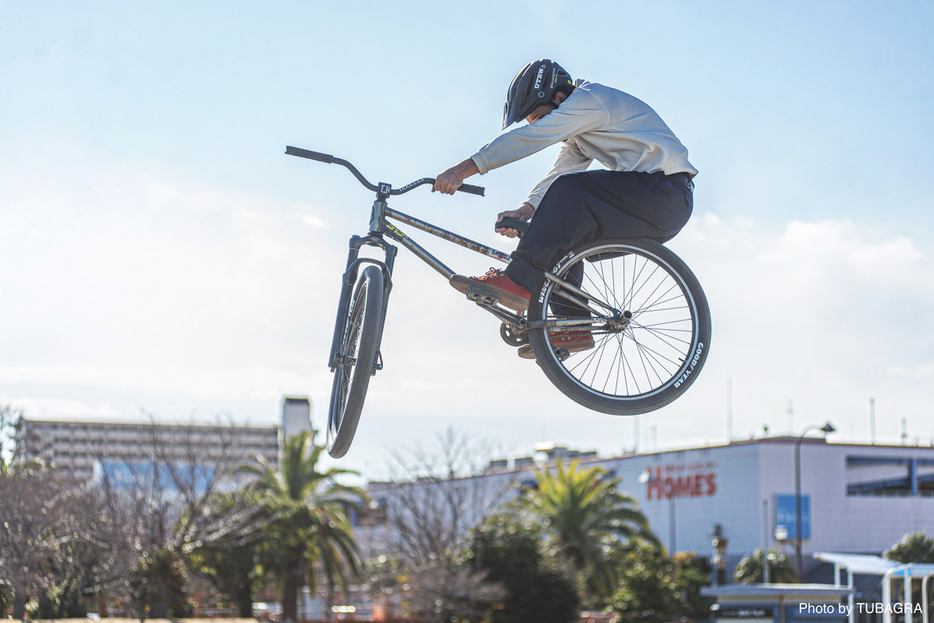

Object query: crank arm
[475,301,526,326]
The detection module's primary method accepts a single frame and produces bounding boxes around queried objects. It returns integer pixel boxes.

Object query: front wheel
[327,264,385,457]
[528,238,711,415]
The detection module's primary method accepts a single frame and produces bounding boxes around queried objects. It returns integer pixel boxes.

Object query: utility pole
[727,377,733,442]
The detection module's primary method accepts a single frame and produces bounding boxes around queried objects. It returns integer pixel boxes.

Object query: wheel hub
[606,310,633,333]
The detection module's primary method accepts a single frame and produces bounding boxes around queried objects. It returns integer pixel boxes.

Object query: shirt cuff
[470,153,491,175]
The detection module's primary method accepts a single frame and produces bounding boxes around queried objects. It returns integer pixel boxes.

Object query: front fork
[327,234,397,372]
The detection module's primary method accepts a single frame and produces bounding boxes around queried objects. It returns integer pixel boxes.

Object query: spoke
[619,331,642,395]
[627,263,667,313]
[575,253,622,313]
[630,286,684,317]
[626,327,686,373]
[629,319,693,350]
[592,254,619,312]
[565,332,605,383]
[625,256,654,310]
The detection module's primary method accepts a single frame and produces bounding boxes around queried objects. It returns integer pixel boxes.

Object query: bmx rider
[433,58,697,359]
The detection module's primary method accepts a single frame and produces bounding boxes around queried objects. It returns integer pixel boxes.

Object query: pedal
[466,285,500,308]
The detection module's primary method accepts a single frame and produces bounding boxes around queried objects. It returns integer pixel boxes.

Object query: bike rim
[540,243,700,401]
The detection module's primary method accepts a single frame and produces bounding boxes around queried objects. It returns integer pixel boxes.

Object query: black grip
[285,146,334,164]
[496,217,529,237]
[457,183,485,196]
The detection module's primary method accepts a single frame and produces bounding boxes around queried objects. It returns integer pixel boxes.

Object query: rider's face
[525,103,557,124]
[524,91,568,124]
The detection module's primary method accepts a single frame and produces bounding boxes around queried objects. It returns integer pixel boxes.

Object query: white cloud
[3,155,933,466]
[665,213,934,444]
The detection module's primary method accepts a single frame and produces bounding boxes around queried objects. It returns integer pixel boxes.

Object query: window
[846,456,934,497]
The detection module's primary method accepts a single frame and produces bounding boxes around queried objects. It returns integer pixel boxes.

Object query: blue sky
[2,1,933,476]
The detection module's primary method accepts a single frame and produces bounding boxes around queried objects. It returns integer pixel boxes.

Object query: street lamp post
[795,421,836,583]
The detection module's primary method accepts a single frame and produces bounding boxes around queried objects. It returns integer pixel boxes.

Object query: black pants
[504,170,694,306]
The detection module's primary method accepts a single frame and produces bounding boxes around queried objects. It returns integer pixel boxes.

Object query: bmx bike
[286,146,711,458]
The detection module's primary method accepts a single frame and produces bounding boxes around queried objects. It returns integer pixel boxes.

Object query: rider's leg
[548,261,588,318]
[503,169,694,297]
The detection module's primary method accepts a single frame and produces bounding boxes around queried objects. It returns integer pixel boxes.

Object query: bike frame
[328,181,521,371]
[328,182,610,371]
[282,146,609,371]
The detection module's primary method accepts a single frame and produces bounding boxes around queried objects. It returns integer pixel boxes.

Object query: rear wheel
[528,238,711,415]
[327,265,385,457]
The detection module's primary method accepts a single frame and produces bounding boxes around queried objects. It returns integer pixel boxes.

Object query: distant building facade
[360,438,934,581]
[282,396,313,441]
[15,396,315,481]
[16,418,280,481]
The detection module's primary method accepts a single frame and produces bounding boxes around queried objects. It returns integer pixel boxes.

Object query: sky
[2,0,933,478]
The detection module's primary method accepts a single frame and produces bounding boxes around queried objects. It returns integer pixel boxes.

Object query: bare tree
[360,429,513,623]
[0,404,27,473]
[93,414,272,619]
[1,405,109,619]
[1,408,274,621]
[0,465,75,620]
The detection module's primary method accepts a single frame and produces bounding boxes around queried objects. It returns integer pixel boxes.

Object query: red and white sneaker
[450,268,531,313]
[518,329,594,360]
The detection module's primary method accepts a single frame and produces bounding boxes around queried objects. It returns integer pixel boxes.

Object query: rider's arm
[471,88,607,175]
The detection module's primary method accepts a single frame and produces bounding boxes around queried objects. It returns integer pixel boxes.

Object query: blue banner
[775,494,810,539]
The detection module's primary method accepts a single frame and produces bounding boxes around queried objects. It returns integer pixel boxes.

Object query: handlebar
[495,217,529,238]
[286,146,485,197]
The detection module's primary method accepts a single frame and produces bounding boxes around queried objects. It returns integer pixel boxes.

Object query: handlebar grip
[496,217,529,237]
[457,183,485,196]
[285,146,335,164]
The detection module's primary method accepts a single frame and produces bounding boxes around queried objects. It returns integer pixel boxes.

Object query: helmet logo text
[533,66,545,90]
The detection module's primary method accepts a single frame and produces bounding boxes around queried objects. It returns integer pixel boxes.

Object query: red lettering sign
[645,465,718,500]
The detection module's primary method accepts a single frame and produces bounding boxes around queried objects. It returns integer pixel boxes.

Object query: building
[361,437,934,581]
[14,396,315,482]
[282,396,314,441]
[16,417,281,481]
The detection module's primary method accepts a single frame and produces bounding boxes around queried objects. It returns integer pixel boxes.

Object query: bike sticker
[540,251,578,303]
[385,223,406,239]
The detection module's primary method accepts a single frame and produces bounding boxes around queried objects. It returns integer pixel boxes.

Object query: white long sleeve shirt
[470,80,697,207]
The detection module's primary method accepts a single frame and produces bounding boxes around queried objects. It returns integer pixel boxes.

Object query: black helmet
[502,59,574,128]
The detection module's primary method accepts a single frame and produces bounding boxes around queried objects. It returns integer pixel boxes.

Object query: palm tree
[884,531,934,564]
[517,460,658,600]
[240,430,366,622]
[734,549,796,584]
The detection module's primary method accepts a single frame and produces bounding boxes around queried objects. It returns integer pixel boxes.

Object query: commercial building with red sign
[361,437,934,581]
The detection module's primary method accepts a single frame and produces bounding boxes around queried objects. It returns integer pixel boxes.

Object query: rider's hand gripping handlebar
[495,217,529,237]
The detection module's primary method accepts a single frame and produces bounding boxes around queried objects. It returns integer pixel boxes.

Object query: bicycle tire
[327,264,385,457]
[528,238,711,415]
